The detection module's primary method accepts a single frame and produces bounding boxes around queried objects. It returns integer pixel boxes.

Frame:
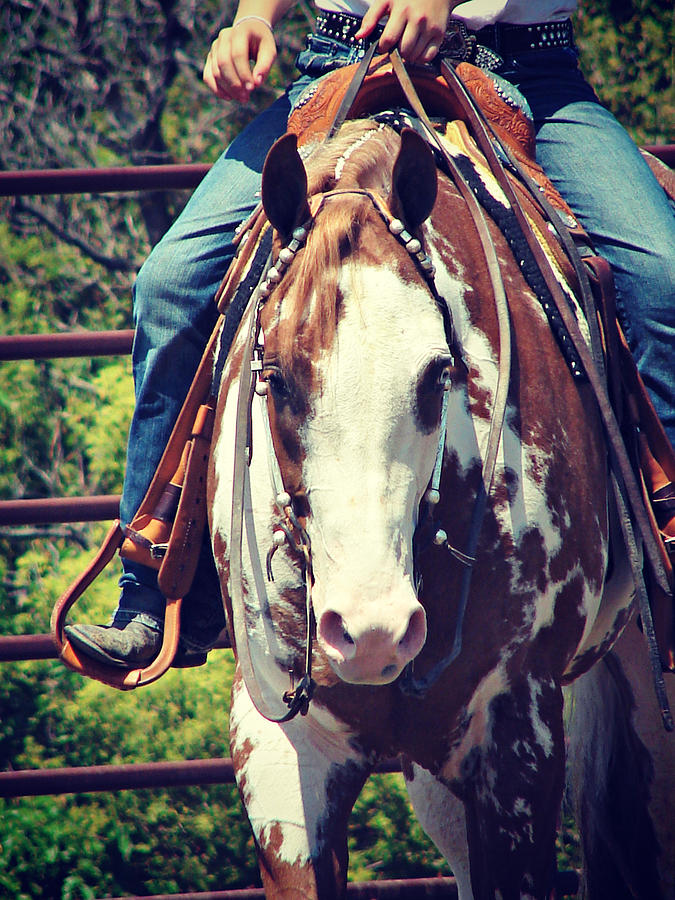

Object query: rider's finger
[354,0,390,40]
[400,22,445,62]
[376,14,405,53]
[251,31,277,86]
[203,47,235,100]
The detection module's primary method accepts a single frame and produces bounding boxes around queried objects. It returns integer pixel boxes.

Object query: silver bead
[433,529,447,546]
[292,226,308,241]
[279,248,295,265]
[254,380,269,396]
[389,218,404,235]
[425,488,440,505]
[272,529,286,547]
[276,491,292,509]
[406,238,422,254]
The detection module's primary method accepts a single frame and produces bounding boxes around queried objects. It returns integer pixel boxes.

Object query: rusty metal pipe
[106,879,462,899]
[0,495,120,525]
[0,164,211,196]
[0,757,401,798]
[0,758,236,796]
[0,329,134,361]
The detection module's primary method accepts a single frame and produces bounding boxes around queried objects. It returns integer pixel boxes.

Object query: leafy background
[0,0,672,897]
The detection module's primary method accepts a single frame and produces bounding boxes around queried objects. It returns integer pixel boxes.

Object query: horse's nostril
[318,610,356,661]
[398,607,427,658]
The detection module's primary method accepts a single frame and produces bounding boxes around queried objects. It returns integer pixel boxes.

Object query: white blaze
[301,262,450,683]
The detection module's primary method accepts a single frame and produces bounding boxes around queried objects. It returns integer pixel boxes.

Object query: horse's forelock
[270,122,405,364]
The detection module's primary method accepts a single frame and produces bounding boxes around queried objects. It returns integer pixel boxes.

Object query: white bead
[433,529,447,546]
[425,488,440,505]
[406,238,422,254]
[259,281,270,297]
[279,248,294,265]
[254,380,269,396]
[267,266,281,282]
[389,218,404,235]
[276,491,292,509]
[272,529,286,546]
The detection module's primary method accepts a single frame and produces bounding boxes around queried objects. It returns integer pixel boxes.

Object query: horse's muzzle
[316,600,427,684]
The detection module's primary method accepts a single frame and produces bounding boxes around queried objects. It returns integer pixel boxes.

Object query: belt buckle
[439,21,477,62]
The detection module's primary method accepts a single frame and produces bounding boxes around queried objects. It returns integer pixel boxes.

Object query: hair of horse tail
[565,653,664,899]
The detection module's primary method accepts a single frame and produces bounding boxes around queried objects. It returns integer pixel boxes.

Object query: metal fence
[6,150,673,898]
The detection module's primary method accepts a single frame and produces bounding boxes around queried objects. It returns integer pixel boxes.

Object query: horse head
[210,123,460,689]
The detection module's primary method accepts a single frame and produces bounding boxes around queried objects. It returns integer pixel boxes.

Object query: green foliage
[575,0,674,144]
[349,775,447,881]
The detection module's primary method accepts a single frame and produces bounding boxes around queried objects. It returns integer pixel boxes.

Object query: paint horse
[206,80,671,897]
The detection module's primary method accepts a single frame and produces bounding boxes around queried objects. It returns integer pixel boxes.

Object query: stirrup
[50,521,183,690]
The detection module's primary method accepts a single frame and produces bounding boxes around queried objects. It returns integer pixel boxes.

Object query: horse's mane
[274,121,405,356]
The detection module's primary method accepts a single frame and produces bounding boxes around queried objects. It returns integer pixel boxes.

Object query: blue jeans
[115,37,675,637]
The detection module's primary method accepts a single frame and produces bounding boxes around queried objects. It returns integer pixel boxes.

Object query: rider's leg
[502,48,675,450]
[65,81,312,668]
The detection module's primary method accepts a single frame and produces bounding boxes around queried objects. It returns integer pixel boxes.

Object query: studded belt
[313,10,576,68]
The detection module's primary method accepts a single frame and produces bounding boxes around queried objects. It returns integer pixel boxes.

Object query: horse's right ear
[262,133,311,239]
[391,128,437,231]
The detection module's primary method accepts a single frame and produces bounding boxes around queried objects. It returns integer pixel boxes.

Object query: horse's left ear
[391,128,438,230]
[262,133,311,239]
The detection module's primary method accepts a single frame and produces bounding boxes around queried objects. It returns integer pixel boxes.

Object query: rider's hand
[203,18,277,103]
[355,0,460,64]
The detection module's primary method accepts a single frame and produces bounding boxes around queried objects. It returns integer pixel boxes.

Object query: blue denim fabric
[115,36,675,633]
[497,49,675,446]
[116,74,316,628]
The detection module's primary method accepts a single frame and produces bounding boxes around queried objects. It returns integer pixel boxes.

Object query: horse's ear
[391,128,437,230]
[262,133,311,239]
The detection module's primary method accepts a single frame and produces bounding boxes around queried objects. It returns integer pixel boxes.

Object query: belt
[313,10,576,67]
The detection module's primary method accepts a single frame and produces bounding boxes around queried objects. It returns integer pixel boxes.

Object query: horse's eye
[262,365,288,399]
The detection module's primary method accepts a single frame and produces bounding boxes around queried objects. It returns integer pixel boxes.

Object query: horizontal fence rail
[0,494,120,525]
[99,875,582,900]
[104,878,464,899]
[0,329,134,360]
[0,758,403,798]
[0,164,210,196]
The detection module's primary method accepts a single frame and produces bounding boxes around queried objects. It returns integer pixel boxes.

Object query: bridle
[225,146,511,722]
